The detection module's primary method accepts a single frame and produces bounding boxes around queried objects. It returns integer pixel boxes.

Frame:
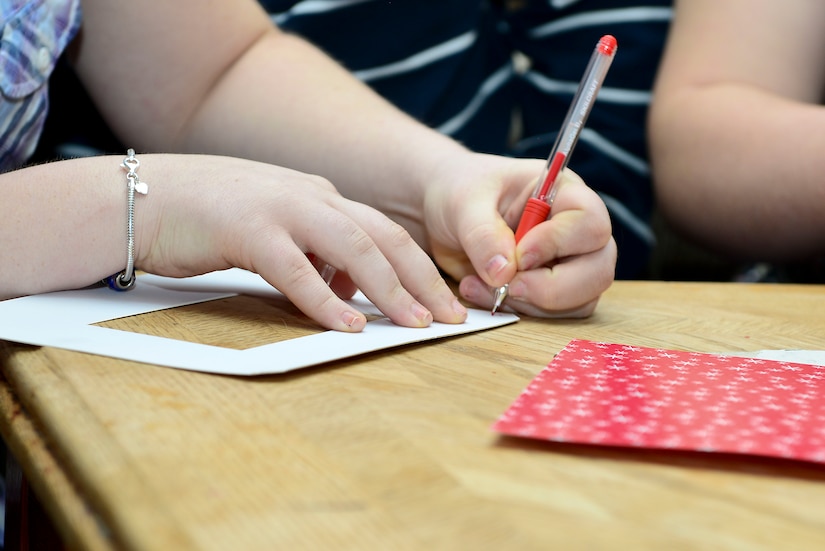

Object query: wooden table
[2,281,825,551]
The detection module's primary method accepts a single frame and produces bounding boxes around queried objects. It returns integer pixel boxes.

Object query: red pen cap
[597,35,617,56]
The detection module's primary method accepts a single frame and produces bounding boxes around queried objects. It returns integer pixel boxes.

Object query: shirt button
[35,47,51,73]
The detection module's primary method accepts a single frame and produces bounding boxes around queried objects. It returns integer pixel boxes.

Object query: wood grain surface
[2,281,825,550]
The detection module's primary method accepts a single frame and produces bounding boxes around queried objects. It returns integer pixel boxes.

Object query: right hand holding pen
[135,154,467,332]
[422,152,616,317]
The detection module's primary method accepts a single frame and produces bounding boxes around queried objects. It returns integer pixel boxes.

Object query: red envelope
[493,339,825,463]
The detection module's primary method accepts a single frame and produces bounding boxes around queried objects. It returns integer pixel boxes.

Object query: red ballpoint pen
[492,34,617,314]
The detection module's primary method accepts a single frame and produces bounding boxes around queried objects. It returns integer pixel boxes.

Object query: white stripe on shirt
[550,0,584,9]
[529,6,673,39]
[353,31,477,82]
[271,0,375,24]
[437,63,514,136]
[513,127,649,177]
[599,192,656,246]
[523,70,652,105]
[579,128,649,176]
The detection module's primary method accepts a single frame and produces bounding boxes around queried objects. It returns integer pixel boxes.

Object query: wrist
[387,134,470,249]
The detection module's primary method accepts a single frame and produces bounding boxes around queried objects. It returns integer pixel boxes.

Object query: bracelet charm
[106,149,148,291]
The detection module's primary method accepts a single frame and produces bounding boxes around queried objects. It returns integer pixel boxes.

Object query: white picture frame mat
[0,269,518,376]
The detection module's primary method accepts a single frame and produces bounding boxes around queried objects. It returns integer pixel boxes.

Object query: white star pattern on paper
[493,339,825,463]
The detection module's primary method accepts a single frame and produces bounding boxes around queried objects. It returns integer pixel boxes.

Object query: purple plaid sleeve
[0,0,81,172]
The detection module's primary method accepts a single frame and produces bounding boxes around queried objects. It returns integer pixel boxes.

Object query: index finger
[515,174,613,271]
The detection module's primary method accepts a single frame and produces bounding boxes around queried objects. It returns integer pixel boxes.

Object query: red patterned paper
[493,339,825,463]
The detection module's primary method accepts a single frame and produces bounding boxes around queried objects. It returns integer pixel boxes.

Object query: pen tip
[491,285,508,315]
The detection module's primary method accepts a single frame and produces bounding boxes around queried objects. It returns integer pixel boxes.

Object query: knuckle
[279,256,316,289]
[593,214,613,245]
[346,228,378,258]
[385,221,416,249]
[463,222,497,248]
[305,173,337,193]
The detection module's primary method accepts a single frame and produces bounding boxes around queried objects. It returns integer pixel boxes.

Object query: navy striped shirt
[260,0,672,278]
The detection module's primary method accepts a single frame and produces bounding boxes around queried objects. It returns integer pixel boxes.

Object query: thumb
[458,201,518,288]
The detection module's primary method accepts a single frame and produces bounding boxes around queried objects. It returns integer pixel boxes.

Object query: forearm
[650,0,825,261]
[72,2,468,249]
[176,31,468,244]
[2,154,227,298]
[0,157,131,298]
[649,84,825,260]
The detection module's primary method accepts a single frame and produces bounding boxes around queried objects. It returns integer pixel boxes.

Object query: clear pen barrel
[531,36,617,201]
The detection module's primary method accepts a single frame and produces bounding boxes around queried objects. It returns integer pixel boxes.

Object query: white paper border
[0,269,518,375]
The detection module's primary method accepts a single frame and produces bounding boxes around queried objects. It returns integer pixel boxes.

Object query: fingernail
[520,252,539,272]
[452,298,467,318]
[508,280,527,299]
[459,278,484,301]
[412,303,433,326]
[486,254,510,279]
[342,311,363,330]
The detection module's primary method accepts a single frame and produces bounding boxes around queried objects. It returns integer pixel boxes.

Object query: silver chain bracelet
[105,149,149,291]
